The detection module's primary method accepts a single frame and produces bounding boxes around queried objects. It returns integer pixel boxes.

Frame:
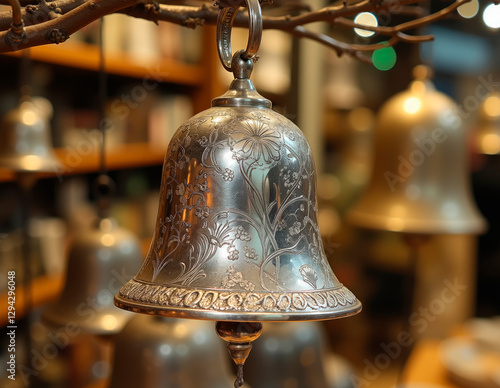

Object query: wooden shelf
[0,142,166,182]
[4,41,204,86]
[1,274,64,327]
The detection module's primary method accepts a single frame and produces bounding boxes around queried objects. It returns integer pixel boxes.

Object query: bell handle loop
[216,0,262,72]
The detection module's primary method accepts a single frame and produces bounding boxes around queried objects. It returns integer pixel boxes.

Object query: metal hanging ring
[216,0,262,72]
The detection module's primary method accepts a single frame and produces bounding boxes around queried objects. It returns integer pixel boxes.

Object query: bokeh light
[483,3,500,29]
[372,43,397,71]
[457,0,479,19]
[354,12,378,37]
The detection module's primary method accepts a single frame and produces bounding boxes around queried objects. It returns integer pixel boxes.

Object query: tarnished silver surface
[216,0,262,71]
[0,97,60,173]
[108,315,235,388]
[347,66,486,235]
[474,91,500,155]
[115,54,361,322]
[44,218,142,336]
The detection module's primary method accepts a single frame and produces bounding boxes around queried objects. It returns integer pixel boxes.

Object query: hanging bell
[473,91,500,155]
[43,218,142,336]
[108,315,236,388]
[115,4,360,324]
[0,97,60,173]
[347,66,486,235]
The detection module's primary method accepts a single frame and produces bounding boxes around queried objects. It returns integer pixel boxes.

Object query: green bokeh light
[372,43,397,71]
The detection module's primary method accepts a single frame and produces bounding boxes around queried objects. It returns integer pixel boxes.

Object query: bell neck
[212,50,271,109]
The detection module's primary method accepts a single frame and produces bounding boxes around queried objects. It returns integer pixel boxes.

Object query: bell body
[348,77,486,235]
[474,91,500,155]
[0,98,60,173]
[44,218,142,335]
[108,315,235,388]
[116,74,361,321]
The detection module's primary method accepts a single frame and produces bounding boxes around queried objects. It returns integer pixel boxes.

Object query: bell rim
[114,279,362,322]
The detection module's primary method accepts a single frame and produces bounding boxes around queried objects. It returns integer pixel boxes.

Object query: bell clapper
[216,321,263,388]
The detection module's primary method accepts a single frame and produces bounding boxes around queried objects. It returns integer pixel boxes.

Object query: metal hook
[216,0,262,72]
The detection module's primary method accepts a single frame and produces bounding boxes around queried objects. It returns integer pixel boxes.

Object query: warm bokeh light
[457,0,479,19]
[403,97,422,114]
[354,12,378,37]
[481,134,500,155]
[483,3,500,29]
[483,95,500,118]
[372,43,397,71]
[101,314,118,331]
[21,109,37,126]
[348,107,375,132]
[101,233,115,247]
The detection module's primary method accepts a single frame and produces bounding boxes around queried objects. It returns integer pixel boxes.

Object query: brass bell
[44,218,142,336]
[0,97,60,173]
[347,66,486,235]
[473,91,500,155]
[108,315,236,388]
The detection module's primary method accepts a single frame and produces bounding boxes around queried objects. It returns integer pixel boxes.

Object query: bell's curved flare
[44,218,142,336]
[108,315,235,388]
[348,69,486,235]
[0,98,60,173]
[474,91,500,155]
[115,75,361,322]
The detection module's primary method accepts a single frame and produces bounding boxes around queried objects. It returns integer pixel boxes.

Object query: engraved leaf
[299,264,318,289]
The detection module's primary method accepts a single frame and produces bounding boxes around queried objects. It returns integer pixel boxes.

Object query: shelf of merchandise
[0,274,65,327]
[0,142,166,182]
[4,41,205,86]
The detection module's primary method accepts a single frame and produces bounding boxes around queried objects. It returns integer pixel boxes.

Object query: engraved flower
[175,183,185,196]
[289,221,302,236]
[221,266,255,291]
[198,136,209,146]
[222,168,234,182]
[194,206,210,219]
[230,120,282,164]
[242,245,258,260]
[235,226,251,242]
[227,247,239,261]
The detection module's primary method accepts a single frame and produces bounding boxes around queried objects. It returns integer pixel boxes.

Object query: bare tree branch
[0,0,472,61]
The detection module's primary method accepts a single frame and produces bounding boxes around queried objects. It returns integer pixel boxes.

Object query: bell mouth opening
[114,278,362,322]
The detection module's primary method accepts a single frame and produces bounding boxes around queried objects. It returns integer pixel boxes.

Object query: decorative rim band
[216,0,262,71]
[115,279,361,321]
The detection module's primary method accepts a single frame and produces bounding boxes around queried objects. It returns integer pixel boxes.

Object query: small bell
[347,66,486,235]
[43,218,142,336]
[473,91,500,155]
[108,315,236,388]
[0,97,60,173]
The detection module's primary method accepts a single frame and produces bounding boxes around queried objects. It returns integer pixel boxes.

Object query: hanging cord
[234,364,245,388]
[94,17,115,218]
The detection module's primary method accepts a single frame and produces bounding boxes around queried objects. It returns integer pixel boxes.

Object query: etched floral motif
[230,120,282,164]
[289,221,302,236]
[299,264,318,289]
[227,247,239,261]
[221,266,255,291]
[194,206,210,219]
[242,245,259,260]
[222,168,234,181]
[235,226,251,241]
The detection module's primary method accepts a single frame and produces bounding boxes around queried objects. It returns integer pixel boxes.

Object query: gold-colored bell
[43,218,142,336]
[0,97,60,173]
[108,315,236,388]
[347,66,486,235]
[473,91,500,155]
